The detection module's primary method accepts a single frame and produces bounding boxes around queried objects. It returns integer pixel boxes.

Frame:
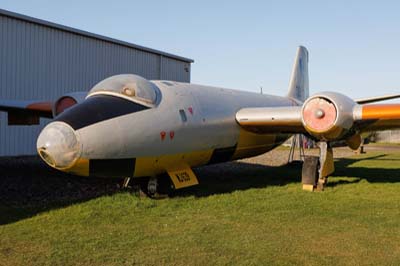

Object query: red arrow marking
[160,131,166,141]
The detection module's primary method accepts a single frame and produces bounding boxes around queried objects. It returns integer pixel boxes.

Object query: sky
[1,0,400,100]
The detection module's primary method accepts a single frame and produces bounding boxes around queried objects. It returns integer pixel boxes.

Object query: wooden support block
[301,156,319,192]
[302,184,315,192]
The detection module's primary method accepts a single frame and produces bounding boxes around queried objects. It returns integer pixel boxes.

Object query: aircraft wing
[0,100,53,125]
[235,106,306,134]
[355,93,400,104]
[236,93,400,144]
[0,92,87,125]
[354,103,400,132]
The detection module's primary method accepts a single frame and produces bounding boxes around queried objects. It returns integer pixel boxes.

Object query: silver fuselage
[37,76,296,178]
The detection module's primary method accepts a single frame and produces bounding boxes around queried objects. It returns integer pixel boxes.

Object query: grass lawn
[1,151,400,265]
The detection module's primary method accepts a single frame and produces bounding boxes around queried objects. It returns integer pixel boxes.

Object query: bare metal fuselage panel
[63,80,293,177]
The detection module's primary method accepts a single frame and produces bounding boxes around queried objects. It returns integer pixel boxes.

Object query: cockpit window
[88,74,159,106]
[56,95,148,130]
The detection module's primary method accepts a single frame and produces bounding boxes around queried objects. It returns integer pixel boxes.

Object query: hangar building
[0,9,193,156]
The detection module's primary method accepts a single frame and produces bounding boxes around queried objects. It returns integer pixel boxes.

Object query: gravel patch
[0,146,382,206]
[0,157,123,207]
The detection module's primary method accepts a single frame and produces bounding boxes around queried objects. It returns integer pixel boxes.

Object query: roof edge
[0,8,194,63]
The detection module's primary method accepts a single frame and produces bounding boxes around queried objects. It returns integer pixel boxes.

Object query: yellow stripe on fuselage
[67,158,90,176]
[134,149,214,177]
[62,131,287,178]
[233,129,280,160]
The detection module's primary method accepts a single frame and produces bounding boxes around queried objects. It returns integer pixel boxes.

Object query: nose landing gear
[147,177,159,196]
[129,175,174,198]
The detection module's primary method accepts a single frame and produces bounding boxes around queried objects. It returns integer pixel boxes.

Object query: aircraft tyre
[138,175,174,199]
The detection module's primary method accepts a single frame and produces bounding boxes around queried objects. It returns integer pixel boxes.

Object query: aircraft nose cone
[37,122,81,169]
[315,109,325,119]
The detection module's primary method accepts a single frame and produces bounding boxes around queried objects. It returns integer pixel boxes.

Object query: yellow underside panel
[67,158,90,176]
[134,149,213,177]
[233,129,277,159]
[64,131,284,179]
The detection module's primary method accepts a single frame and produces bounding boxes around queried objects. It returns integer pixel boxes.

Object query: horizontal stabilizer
[355,94,400,104]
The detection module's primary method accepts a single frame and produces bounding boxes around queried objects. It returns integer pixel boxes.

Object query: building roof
[0,8,194,63]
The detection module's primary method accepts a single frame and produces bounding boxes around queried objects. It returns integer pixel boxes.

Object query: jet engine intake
[301,92,357,141]
[53,92,87,117]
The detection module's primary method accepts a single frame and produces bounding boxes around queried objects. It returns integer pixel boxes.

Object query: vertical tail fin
[287,46,309,102]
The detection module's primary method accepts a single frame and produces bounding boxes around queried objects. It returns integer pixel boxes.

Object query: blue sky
[1,0,400,99]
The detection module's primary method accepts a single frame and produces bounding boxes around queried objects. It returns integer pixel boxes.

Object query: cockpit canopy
[88,74,159,107]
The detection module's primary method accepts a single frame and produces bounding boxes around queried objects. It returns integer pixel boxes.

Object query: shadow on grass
[333,155,400,183]
[177,153,400,197]
[175,161,302,197]
[1,152,400,224]
[0,156,124,225]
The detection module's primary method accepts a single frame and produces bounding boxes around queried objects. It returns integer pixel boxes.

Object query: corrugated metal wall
[161,56,191,82]
[0,12,192,156]
[374,130,400,143]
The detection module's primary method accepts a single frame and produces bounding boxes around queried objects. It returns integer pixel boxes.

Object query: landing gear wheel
[147,177,158,196]
[138,176,174,199]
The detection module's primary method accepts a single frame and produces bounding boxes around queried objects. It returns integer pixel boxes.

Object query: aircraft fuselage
[37,76,295,178]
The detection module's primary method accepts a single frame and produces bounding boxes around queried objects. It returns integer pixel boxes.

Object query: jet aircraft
[1,46,400,196]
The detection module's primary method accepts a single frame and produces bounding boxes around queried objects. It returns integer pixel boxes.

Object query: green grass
[1,152,400,265]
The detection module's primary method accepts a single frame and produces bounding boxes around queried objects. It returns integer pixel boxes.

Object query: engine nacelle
[301,92,356,141]
[52,92,87,117]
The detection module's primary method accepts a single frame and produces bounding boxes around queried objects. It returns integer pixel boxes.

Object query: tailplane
[287,46,309,102]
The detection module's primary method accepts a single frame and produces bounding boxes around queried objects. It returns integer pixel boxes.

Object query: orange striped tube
[361,104,400,120]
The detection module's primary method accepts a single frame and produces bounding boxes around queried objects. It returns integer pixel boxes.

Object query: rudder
[287,46,309,102]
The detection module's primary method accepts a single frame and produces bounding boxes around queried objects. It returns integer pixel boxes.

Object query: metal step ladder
[288,134,306,163]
